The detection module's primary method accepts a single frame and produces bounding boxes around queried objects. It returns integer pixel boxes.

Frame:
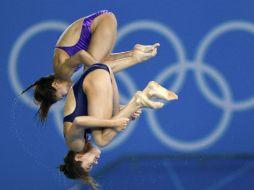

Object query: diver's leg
[88,13,117,62]
[84,68,116,147]
[85,71,164,146]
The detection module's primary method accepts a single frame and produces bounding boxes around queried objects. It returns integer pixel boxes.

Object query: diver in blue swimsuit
[22,10,160,123]
[59,61,178,189]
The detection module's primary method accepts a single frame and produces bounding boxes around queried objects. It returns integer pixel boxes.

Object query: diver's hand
[112,118,130,132]
[132,48,157,62]
[134,43,160,53]
[130,109,142,120]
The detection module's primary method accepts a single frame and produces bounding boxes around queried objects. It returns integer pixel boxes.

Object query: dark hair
[22,74,58,123]
[59,151,99,190]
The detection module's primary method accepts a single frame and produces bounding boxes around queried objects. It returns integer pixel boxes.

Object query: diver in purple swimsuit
[22,10,160,123]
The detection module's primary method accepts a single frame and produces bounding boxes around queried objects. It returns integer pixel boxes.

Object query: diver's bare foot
[133,91,164,109]
[143,81,178,101]
[134,43,160,52]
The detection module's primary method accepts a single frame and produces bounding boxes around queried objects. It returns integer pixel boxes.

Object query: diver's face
[75,147,101,172]
[52,79,72,99]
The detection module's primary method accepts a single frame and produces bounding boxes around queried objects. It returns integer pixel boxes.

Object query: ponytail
[22,74,57,123]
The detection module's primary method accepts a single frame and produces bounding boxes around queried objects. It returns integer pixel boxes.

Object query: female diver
[58,63,178,189]
[22,10,160,122]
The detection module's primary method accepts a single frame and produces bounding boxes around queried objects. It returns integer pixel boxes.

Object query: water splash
[10,95,70,188]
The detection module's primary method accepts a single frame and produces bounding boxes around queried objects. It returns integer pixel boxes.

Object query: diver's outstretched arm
[60,45,157,78]
[106,51,133,61]
[73,116,129,129]
[104,43,160,61]
[103,48,158,73]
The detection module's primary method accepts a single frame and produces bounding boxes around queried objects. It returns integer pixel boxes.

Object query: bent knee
[84,69,111,89]
[103,12,117,25]
[95,140,107,148]
[93,136,107,147]
[98,13,117,31]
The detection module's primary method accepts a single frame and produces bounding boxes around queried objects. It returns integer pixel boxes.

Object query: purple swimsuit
[56,10,110,57]
[56,10,110,71]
